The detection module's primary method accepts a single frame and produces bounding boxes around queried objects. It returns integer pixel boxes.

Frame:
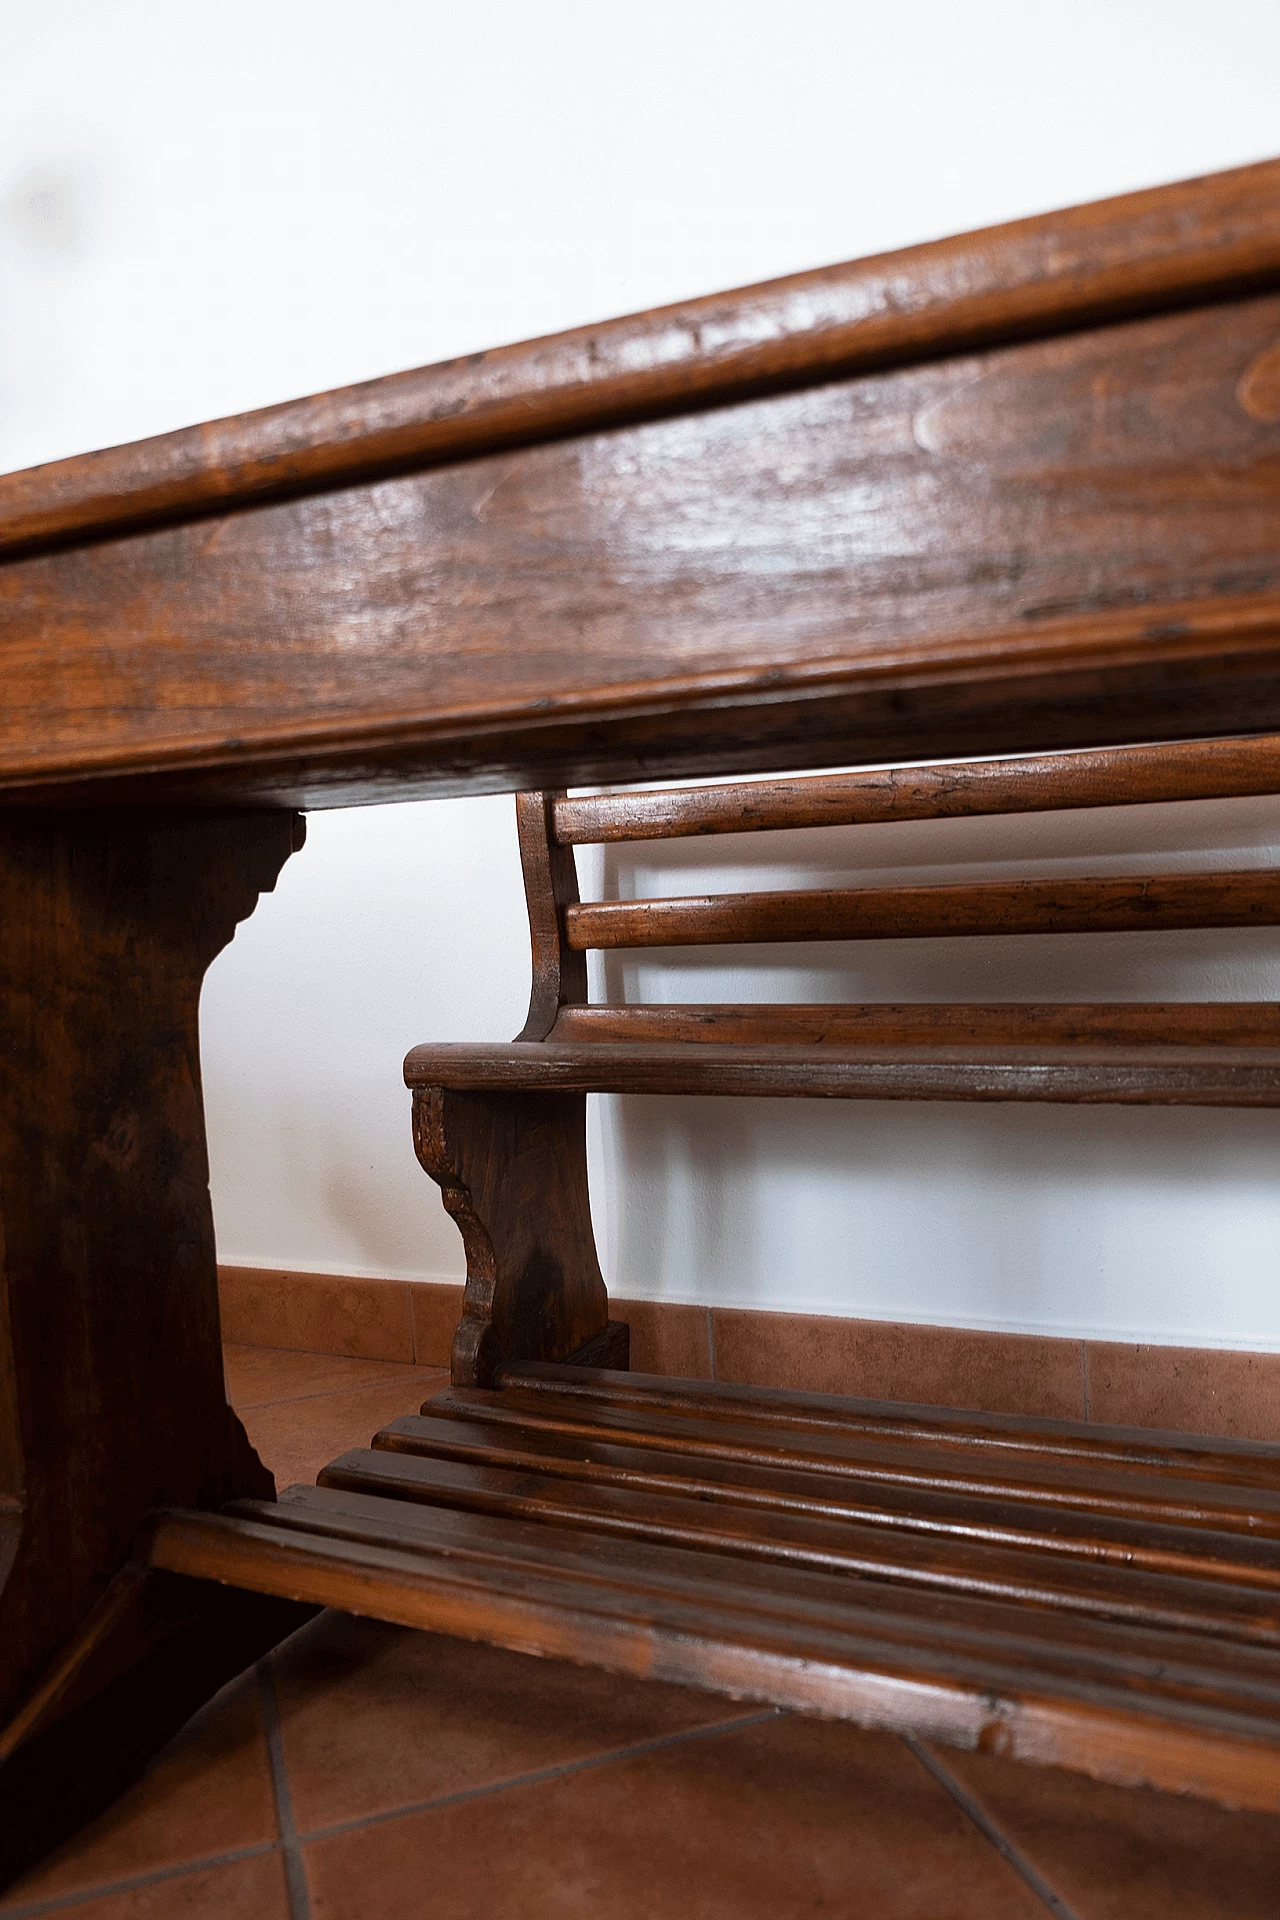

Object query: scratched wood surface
[3,162,1280,806]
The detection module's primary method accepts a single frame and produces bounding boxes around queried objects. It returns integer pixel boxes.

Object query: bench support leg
[412,1086,614,1386]
[0,808,315,1888]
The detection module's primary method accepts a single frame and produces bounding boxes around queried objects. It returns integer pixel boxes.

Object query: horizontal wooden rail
[552,734,1280,844]
[403,1039,1280,1106]
[550,1003,1280,1048]
[564,872,1280,950]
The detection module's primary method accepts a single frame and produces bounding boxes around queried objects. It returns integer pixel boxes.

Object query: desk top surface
[4,158,1280,809]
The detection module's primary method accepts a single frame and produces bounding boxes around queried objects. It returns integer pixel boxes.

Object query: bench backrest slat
[515,737,1280,1051]
[564,872,1280,952]
[551,733,1280,847]
[551,1004,1280,1046]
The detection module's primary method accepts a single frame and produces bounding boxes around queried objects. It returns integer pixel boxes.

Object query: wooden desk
[4,155,1280,1878]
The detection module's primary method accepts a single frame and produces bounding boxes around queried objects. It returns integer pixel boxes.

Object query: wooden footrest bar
[150,1369,1280,1810]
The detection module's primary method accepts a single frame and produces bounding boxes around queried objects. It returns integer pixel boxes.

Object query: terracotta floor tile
[239,1373,447,1488]
[612,1298,711,1379]
[223,1342,431,1410]
[0,1673,276,1909]
[271,1612,766,1834]
[933,1744,1280,1920]
[1,1850,293,1919]
[1085,1340,1280,1441]
[712,1307,1085,1419]
[304,1715,1049,1920]
[218,1266,415,1362]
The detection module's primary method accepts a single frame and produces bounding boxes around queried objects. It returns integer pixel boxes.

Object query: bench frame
[408,745,1280,1385]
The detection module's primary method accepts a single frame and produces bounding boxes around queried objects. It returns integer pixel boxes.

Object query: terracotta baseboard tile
[219,1266,1280,1440]
[611,1298,712,1380]
[409,1280,466,1367]
[1085,1341,1280,1443]
[218,1266,416,1364]
[710,1307,1086,1420]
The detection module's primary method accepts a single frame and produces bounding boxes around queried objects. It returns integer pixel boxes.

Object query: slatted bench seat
[153,1364,1280,1811]
[155,729,1280,1812]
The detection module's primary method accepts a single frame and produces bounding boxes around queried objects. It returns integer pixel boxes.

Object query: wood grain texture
[334,1446,1280,1631]
[0,810,302,1755]
[553,733,1280,843]
[14,159,1280,1862]
[8,292,1280,806]
[565,870,1280,951]
[4,156,1280,560]
[405,1039,1280,1106]
[550,1002,1280,1047]
[147,1362,1280,1810]
[412,1086,610,1387]
[514,790,586,1041]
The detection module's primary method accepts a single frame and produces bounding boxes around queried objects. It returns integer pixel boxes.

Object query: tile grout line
[235,1369,444,1414]
[707,1307,717,1381]
[300,1707,786,1847]
[0,1842,282,1920]
[903,1737,1082,1920]
[258,1660,313,1920]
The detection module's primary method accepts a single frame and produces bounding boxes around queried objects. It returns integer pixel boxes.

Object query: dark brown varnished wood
[150,1489,1280,1813]
[5,157,1279,562]
[0,809,313,1887]
[412,1086,609,1387]
[564,870,1280,951]
[514,789,586,1041]
[148,1365,1280,1810]
[395,699,1280,1800]
[10,286,1280,806]
[550,1002,1280,1047]
[325,1449,1280,1642]
[552,731,1280,843]
[407,745,1280,1375]
[407,1040,1280,1106]
[13,157,1280,1866]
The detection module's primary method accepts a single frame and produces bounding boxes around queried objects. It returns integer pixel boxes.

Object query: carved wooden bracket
[412,1084,609,1386]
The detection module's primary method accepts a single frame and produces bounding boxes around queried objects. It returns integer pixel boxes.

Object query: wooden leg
[412,1085,623,1386]
[0,809,315,1886]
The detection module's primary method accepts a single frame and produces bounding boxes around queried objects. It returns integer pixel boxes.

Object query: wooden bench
[408,738,1280,1387]
[155,734,1280,1812]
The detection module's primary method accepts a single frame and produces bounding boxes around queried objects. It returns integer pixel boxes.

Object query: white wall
[5,1,1280,1347]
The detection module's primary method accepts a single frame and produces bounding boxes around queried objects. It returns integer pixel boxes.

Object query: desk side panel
[3,294,1280,805]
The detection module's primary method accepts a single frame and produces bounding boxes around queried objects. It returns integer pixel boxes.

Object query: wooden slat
[403,1040,1280,1106]
[321,1443,1280,1644]
[149,1490,1280,1716]
[550,1003,1280,1048]
[150,1361,1280,1808]
[417,1386,1280,1538]
[494,1365,1280,1482]
[564,871,1280,951]
[147,1473,1280,1808]
[553,734,1280,844]
[372,1410,1280,1586]
[370,1412,1280,1591]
